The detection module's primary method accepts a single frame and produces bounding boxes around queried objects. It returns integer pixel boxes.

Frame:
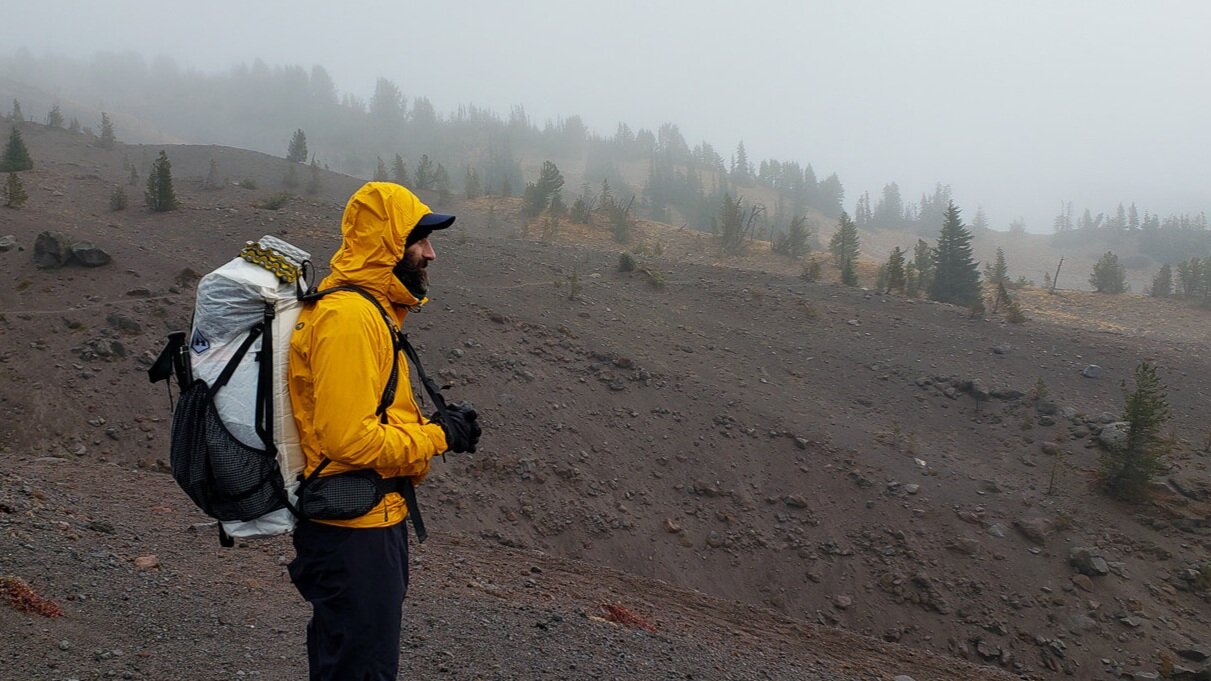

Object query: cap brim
[416,212,456,230]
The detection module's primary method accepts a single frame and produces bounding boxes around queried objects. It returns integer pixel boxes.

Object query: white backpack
[150,235,309,545]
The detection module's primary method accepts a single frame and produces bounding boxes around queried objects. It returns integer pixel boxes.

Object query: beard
[392,253,429,300]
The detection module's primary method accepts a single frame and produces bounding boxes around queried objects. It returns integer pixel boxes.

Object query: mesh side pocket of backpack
[170,380,283,522]
[298,470,386,521]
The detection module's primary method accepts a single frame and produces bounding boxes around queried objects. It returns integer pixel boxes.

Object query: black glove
[432,402,481,454]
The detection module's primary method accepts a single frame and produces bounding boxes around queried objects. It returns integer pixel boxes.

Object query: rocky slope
[2,120,1210,680]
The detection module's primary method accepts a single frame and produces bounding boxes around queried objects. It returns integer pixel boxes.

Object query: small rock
[1069,547,1110,576]
[85,520,115,534]
[1036,400,1059,416]
[662,518,682,534]
[1071,574,1094,592]
[1081,364,1104,379]
[846,319,860,326]
[1175,644,1211,662]
[904,484,920,495]
[1038,415,1057,427]
[783,495,809,508]
[1040,441,1061,456]
[0,234,16,252]
[990,387,1023,400]
[1014,515,1054,545]
[58,640,71,651]
[833,595,852,610]
[987,523,1007,538]
[948,537,982,555]
[106,313,142,335]
[991,344,1011,355]
[133,555,159,570]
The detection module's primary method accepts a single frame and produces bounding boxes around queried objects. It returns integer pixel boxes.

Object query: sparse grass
[1030,378,1049,403]
[1194,564,1211,592]
[639,266,665,289]
[618,252,636,272]
[237,178,258,190]
[800,259,822,282]
[257,192,291,210]
[1006,300,1028,324]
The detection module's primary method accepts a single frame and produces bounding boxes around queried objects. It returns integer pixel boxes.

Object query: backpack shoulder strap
[301,284,400,417]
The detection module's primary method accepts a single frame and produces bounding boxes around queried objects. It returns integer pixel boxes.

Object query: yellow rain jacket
[288,182,449,528]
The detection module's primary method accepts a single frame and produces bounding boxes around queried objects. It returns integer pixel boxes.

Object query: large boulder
[33,231,73,269]
[70,241,112,267]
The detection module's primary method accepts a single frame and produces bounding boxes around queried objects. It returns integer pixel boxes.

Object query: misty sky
[4,0,1209,230]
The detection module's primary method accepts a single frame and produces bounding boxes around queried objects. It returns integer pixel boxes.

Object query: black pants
[288,521,409,681]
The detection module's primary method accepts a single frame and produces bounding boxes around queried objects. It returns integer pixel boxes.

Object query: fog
[3,0,1209,231]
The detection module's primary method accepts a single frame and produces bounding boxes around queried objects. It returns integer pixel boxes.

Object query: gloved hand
[432,402,481,454]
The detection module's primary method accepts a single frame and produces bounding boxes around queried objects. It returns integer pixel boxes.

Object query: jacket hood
[324,182,434,308]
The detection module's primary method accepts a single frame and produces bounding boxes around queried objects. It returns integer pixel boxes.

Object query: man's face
[393,237,437,299]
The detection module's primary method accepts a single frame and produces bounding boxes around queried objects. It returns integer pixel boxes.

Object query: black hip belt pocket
[297,469,392,521]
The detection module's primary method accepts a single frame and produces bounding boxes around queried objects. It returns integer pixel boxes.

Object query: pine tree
[128,164,139,186]
[68,117,80,134]
[984,247,1009,286]
[928,202,981,305]
[463,166,480,199]
[1150,264,1173,298]
[391,154,408,185]
[46,104,64,128]
[598,179,614,211]
[772,215,811,259]
[434,164,451,202]
[522,160,565,217]
[414,154,434,189]
[10,99,23,122]
[913,238,935,294]
[99,112,116,149]
[829,212,860,287]
[1102,362,1170,501]
[1089,251,1128,293]
[286,129,308,163]
[144,150,178,212]
[109,185,127,211]
[373,156,389,182]
[548,191,566,218]
[570,196,591,224]
[1,127,33,172]
[971,206,989,232]
[3,172,28,208]
[885,246,906,293]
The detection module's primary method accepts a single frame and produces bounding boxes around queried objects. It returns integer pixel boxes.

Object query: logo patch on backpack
[190,329,211,354]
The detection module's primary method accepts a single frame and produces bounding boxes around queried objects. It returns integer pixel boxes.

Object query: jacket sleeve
[307,302,447,470]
